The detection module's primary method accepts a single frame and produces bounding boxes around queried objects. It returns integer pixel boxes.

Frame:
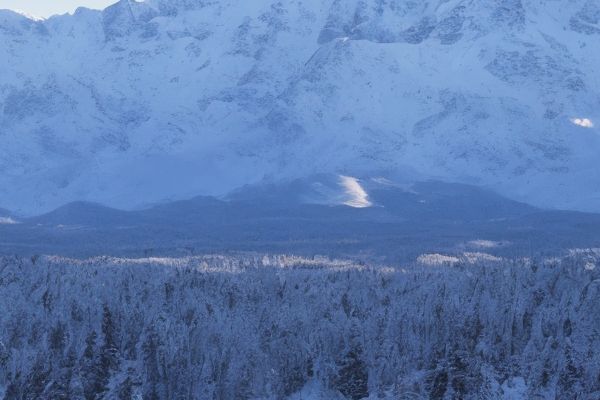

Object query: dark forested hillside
[1,252,599,399]
[3,181,600,263]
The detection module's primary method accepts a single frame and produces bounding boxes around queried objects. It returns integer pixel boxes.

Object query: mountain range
[1,0,599,214]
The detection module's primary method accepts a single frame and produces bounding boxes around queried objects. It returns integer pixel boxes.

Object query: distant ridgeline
[2,180,600,262]
[0,251,599,399]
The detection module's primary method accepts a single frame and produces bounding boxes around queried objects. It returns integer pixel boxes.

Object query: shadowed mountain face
[1,0,599,214]
[1,180,599,262]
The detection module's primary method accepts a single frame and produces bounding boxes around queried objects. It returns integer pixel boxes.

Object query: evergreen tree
[101,304,119,372]
[117,374,135,400]
[49,321,67,355]
[22,354,50,400]
[336,346,369,400]
[449,351,469,399]
[142,327,162,400]
[429,367,449,400]
[45,348,77,399]
[3,372,22,400]
[558,346,584,398]
[81,330,106,400]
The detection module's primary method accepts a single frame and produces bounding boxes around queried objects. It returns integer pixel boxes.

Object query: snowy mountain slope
[1,0,599,214]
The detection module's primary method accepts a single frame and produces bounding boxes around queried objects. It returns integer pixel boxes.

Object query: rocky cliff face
[1,0,599,214]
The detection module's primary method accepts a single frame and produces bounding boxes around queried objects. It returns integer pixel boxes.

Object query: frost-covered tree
[336,345,369,400]
[1,252,599,399]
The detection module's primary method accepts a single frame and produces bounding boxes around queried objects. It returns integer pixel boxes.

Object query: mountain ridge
[3,179,600,261]
[1,0,599,213]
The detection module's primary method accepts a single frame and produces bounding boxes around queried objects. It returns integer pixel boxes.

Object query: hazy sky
[0,0,115,17]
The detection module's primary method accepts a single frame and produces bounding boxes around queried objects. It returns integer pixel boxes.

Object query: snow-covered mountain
[1,0,599,214]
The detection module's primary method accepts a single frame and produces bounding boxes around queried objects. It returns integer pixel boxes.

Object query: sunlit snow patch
[585,262,596,271]
[339,175,372,208]
[463,252,503,263]
[571,117,594,128]
[13,10,45,21]
[418,252,502,266]
[417,254,460,266]
[0,217,18,225]
[468,239,503,249]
